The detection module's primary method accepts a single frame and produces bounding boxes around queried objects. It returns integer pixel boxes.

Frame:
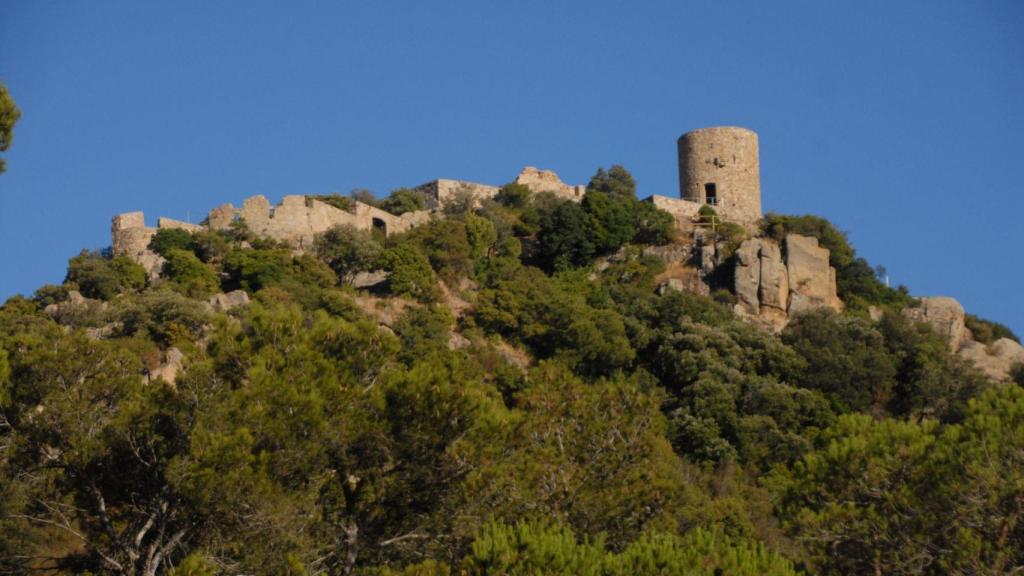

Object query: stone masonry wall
[413,179,500,210]
[678,127,762,225]
[514,167,585,202]
[112,196,432,274]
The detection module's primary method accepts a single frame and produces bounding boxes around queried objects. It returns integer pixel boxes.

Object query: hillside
[1,162,1023,576]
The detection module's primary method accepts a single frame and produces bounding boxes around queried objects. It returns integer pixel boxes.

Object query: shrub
[379,245,436,301]
[307,192,353,212]
[495,183,531,208]
[33,284,70,307]
[221,248,291,292]
[964,313,1019,344]
[381,188,428,215]
[587,164,637,199]
[65,250,147,300]
[313,224,382,283]
[148,228,195,258]
[633,200,675,245]
[162,248,220,298]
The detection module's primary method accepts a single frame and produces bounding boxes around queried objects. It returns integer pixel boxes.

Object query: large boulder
[758,240,789,312]
[785,234,842,315]
[902,297,968,351]
[958,338,1024,381]
[733,239,762,316]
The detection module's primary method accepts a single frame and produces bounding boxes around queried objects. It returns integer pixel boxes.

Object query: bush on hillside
[65,250,147,300]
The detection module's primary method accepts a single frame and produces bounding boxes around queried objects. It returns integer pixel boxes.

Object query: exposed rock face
[208,290,251,312]
[785,235,842,315]
[959,339,1024,381]
[148,347,184,385]
[351,270,389,289]
[758,240,789,312]
[901,297,968,351]
[733,239,762,316]
[731,234,841,331]
[899,296,1022,381]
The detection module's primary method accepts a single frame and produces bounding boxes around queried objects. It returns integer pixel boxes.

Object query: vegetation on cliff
[1,167,1020,575]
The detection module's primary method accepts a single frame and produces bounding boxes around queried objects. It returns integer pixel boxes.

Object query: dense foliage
[0,79,19,173]
[0,165,1018,575]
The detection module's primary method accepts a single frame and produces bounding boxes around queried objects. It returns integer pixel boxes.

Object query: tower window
[704,183,717,205]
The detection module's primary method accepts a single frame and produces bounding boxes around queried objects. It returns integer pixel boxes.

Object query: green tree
[381,188,428,215]
[583,190,638,253]
[148,228,196,258]
[162,248,220,297]
[0,80,20,173]
[587,165,637,199]
[769,385,1024,575]
[633,200,675,245]
[314,224,383,284]
[65,250,148,300]
[782,310,897,413]
[535,201,596,270]
[379,244,436,301]
[495,183,532,208]
[457,363,685,546]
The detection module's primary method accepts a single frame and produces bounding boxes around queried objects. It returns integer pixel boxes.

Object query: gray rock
[351,270,389,289]
[785,234,842,315]
[208,290,251,312]
[902,297,967,351]
[148,347,184,385]
[758,240,789,311]
[733,239,762,316]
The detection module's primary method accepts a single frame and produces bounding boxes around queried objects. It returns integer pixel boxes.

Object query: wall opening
[372,218,387,240]
[704,183,718,205]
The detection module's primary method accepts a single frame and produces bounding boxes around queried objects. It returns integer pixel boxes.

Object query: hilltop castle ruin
[112,126,763,270]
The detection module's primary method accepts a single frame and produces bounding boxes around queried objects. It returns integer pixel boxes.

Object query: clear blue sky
[2,1,1022,335]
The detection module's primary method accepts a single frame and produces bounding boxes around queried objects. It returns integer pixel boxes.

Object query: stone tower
[677,126,761,223]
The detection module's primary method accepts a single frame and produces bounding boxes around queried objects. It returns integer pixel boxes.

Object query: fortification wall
[514,167,585,201]
[414,179,500,210]
[112,212,156,258]
[647,195,702,232]
[678,127,761,224]
[113,193,432,270]
[229,195,430,249]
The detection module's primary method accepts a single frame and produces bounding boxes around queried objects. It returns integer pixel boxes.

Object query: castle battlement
[112,129,765,273]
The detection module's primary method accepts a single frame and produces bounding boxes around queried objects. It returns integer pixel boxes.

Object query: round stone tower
[678,126,761,223]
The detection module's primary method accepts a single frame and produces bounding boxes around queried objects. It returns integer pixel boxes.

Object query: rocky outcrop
[785,235,842,315]
[208,290,251,312]
[732,234,841,331]
[959,338,1024,381]
[733,240,762,316]
[147,347,184,385]
[901,297,969,351]
[900,296,1023,381]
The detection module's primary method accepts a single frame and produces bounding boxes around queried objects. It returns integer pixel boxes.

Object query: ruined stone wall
[230,195,430,249]
[678,127,761,224]
[414,179,500,210]
[514,167,585,202]
[113,195,432,275]
[646,195,702,233]
[111,212,155,258]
